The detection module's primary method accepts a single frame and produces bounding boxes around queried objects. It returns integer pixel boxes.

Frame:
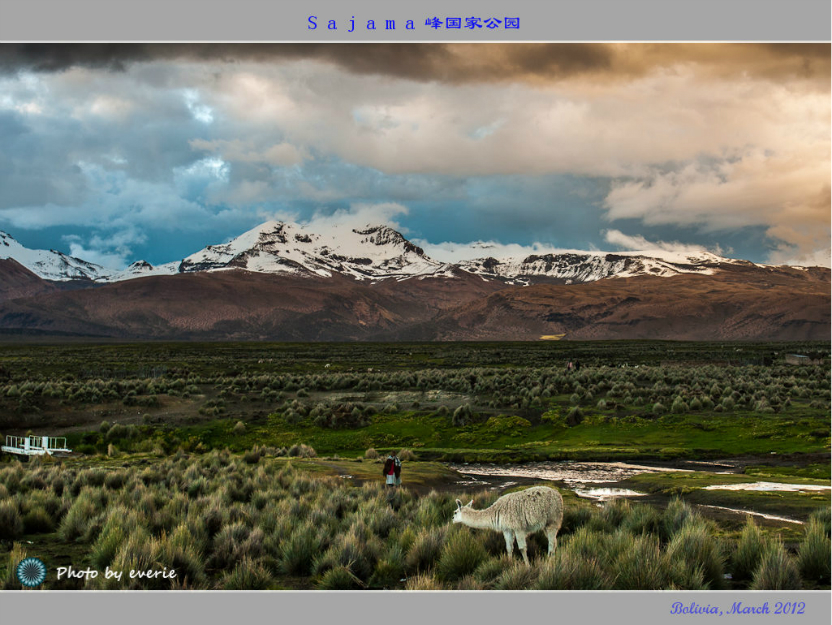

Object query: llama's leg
[546,526,559,555]
[515,532,529,565]
[503,530,515,558]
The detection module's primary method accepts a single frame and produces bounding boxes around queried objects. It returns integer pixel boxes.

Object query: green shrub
[473,554,513,586]
[317,565,363,590]
[668,559,709,590]
[2,543,28,590]
[731,517,769,581]
[0,500,23,539]
[621,504,661,536]
[666,519,725,589]
[58,491,99,542]
[435,529,487,582]
[797,519,831,584]
[404,573,444,590]
[536,549,610,590]
[661,498,696,541]
[494,560,540,589]
[611,533,668,589]
[221,557,274,590]
[279,523,321,575]
[750,542,802,590]
[22,506,54,534]
[809,507,830,537]
[368,545,405,588]
[398,449,417,461]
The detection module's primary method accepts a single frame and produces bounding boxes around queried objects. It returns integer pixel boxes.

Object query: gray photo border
[0,1,829,624]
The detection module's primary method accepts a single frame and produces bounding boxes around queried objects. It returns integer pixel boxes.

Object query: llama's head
[452,498,473,523]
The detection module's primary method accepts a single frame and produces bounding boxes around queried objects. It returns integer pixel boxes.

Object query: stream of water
[448,460,826,523]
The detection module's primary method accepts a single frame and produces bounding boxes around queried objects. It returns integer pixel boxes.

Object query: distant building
[785,354,811,365]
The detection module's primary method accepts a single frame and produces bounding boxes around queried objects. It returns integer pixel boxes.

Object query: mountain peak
[176,219,441,280]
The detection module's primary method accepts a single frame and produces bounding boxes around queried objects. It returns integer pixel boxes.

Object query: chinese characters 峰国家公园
[307,16,520,32]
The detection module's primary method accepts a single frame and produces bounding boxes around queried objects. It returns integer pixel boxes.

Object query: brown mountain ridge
[0,260,827,341]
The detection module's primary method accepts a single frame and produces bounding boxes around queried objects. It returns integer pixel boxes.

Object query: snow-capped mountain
[0,231,113,281]
[457,250,747,285]
[176,221,454,281]
[105,260,179,282]
[0,222,762,285]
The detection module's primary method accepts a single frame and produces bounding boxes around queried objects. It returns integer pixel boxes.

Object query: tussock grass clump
[406,526,446,574]
[412,491,449,528]
[221,557,273,590]
[242,449,261,465]
[369,544,405,588]
[731,517,769,581]
[364,448,379,460]
[661,498,697,541]
[797,518,831,584]
[621,504,661,536]
[404,573,445,590]
[313,528,380,581]
[398,449,417,461]
[809,507,831,537]
[2,542,28,590]
[0,499,23,540]
[100,529,169,590]
[561,505,592,535]
[472,554,514,586]
[598,498,631,530]
[456,575,486,590]
[287,443,317,458]
[565,526,617,566]
[668,559,709,590]
[536,549,610,590]
[22,505,55,534]
[750,541,802,590]
[493,560,540,590]
[435,528,487,582]
[279,522,322,576]
[317,565,363,590]
[611,533,668,590]
[210,522,251,569]
[58,490,100,542]
[666,519,725,589]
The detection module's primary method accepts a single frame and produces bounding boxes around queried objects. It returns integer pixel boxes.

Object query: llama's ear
[466,500,474,507]
[455,499,462,509]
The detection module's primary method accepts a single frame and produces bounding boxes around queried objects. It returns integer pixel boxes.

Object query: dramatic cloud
[416,239,576,262]
[268,202,411,237]
[603,230,723,257]
[0,44,827,268]
[1,43,828,85]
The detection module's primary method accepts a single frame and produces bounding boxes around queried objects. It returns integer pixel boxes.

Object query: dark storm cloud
[1,43,828,84]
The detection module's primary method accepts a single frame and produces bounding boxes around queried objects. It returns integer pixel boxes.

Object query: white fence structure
[1,435,72,457]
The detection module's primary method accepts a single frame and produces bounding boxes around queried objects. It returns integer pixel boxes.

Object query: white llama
[452,485,563,565]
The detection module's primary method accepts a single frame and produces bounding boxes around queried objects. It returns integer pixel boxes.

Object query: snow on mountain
[106,260,180,282]
[0,230,114,281]
[176,221,454,281]
[457,250,742,285]
[0,222,759,286]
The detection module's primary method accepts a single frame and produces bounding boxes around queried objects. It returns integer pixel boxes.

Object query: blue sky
[0,44,828,267]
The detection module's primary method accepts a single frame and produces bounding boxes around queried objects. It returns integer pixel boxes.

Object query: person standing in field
[383,451,402,488]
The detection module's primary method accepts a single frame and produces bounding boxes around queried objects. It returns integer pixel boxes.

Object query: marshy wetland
[0,341,829,590]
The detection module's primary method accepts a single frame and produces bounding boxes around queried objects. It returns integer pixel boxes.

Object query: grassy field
[0,341,828,590]
[0,453,829,591]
